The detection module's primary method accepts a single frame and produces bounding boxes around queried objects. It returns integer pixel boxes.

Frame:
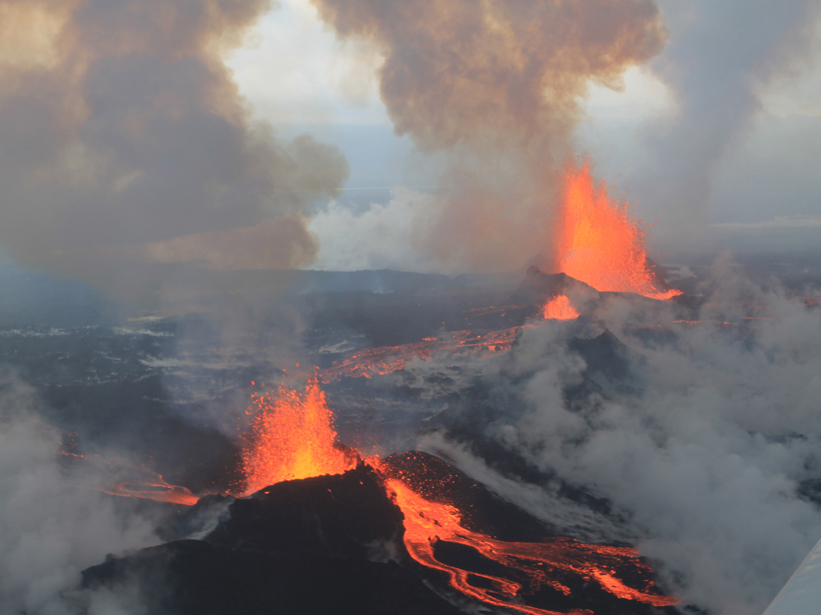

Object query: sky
[0,0,819,282]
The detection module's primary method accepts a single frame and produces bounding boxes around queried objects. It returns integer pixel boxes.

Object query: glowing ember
[384,477,679,615]
[542,295,579,320]
[554,161,681,301]
[241,381,357,495]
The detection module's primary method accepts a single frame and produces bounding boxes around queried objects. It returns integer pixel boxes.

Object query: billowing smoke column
[310,0,667,271]
[637,0,821,244]
[0,0,348,288]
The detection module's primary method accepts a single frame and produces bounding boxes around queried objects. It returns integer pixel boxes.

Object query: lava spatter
[240,380,358,495]
[553,161,681,301]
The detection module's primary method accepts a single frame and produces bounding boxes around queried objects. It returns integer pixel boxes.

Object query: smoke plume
[311,0,667,271]
[0,0,348,289]
[636,0,821,244]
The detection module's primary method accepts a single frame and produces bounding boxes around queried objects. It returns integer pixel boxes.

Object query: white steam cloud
[410,256,821,615]
[0,372,157,614]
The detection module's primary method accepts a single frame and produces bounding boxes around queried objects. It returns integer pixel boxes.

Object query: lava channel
[383,475,679,615]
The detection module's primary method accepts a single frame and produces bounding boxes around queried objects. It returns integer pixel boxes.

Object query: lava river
[73,379,679,614]
[239,382,679,614]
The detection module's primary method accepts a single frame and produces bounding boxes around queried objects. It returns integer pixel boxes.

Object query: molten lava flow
[60,449,199,506]
[99,477,200,506]
[383,477,678,615]
[554,161,681,301]
[241,381,357,495]
[320,328,519,382]
[542,295,579,320]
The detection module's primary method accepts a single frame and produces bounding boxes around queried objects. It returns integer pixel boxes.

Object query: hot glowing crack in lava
[553,161,681,301]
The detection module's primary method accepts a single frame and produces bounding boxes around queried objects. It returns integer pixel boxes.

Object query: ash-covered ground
[1,250,821,615]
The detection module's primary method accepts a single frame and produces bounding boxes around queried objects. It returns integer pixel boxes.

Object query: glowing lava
[59,449,199,506]
[542,295,579,320]
[385,477,679,615]
[554,161,681,301]
[241,380,357,495]
[233,382,678,613]
[320,328,519,382]
[99,477,199,506]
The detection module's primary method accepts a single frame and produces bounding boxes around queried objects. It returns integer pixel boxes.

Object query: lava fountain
[92,379,679,613]
[553,160,681,301]
[243,381,680,613]
[240,380,358,495]
[542,295,580,321]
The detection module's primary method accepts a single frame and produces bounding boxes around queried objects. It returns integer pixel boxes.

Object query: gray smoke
[404,257,821,614]
[311,0,667,271]
[0,371,157,614]
[0,0,348,294]
[636,0,821,245]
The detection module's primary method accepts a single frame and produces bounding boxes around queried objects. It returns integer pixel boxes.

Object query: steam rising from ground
[411,258,821,614]
[0,372,157,614]
[0,0,348,290]
[311,0,666,271]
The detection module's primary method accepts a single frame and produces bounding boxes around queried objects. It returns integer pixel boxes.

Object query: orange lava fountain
[542,295,579,321]
[241,380,357,495]
[554,161,681,301]
[233,382,678,613]
[385,477,679,615]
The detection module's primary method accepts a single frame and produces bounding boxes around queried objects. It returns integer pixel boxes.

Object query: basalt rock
[82,539,463,615]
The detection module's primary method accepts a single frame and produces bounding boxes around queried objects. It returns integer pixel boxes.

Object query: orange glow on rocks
[542,295,580,320]
[241,381,357,495]
[554,161,681,301]
[384,477,679,615]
